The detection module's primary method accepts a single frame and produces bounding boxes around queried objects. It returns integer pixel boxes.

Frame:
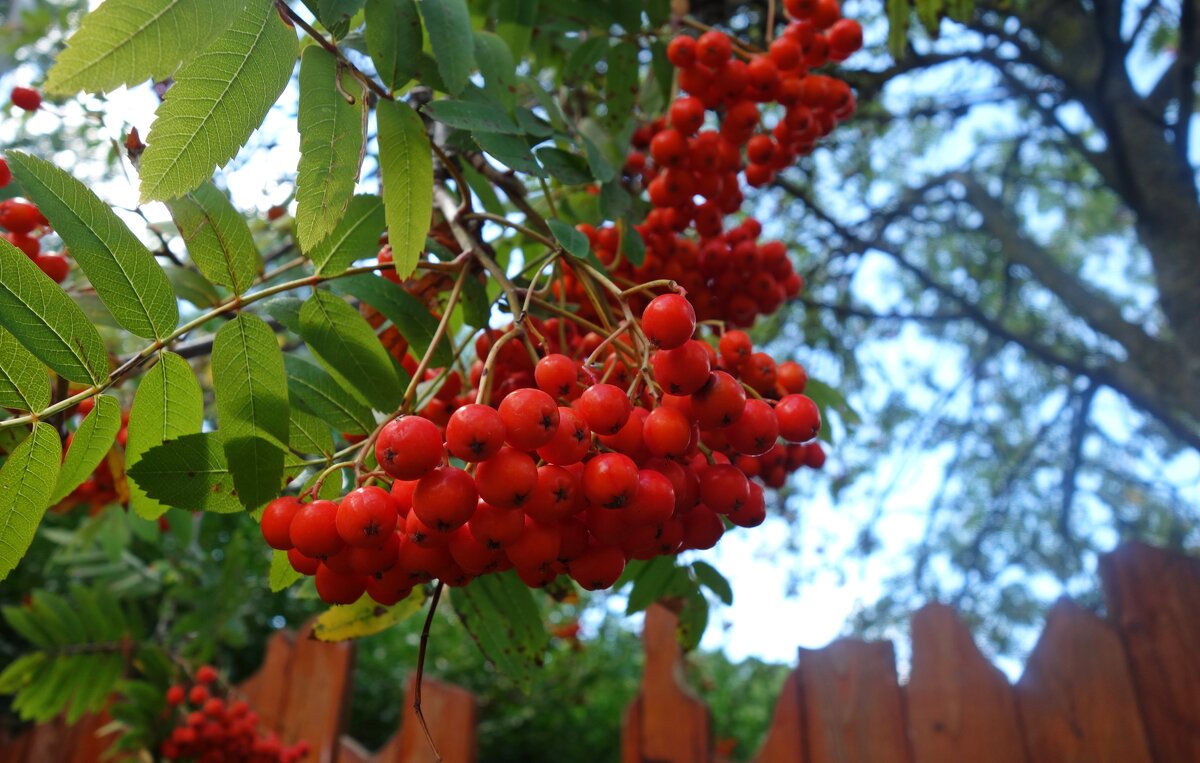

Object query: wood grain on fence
[623,542,1200,763]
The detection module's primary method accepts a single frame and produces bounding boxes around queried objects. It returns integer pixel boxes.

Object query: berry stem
[414,581,445,763]
[618,278,681,300]
[475,326,526,405]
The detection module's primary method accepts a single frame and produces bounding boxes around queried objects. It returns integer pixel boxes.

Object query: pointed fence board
[621,604,711,763]
[338,674,477,763]
[750,670,804,763]
[1100,542,1200,762]
[275,624,356,763]
[799,639,912,763]
[906,603,1028,763]
[1015,599,1153,763]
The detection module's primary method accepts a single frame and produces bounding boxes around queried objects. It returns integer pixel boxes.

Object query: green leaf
[296,46,367,252]
[365,0,423,91]
[0,325,49,412]
[139,0,299,201]
[916,0,940,33]
[167,183,261,295]
[262,297,304,333]
[0,238,108,385]
[316,0,365,36]
[496,0,538,59]
[451,571,547,692]
[599,182,630,220]
[473,132,542,175]
[332,274,451,368]
[0,653,46,693]
[803,377,858,444]
[563,37,607,85]
[289,406,334,458]
[284,356,376,435]
[474,31,517,111]
[424,99,522,135]
[886,0,911,60]
[461,163,506,216]
[298,289,402,412]
[605,41,639,131]
[126,432,244,514]
[0,424,63,582]
[584,137,617,184]
[620,220,645,267]
[44,0,245,95]
[50,395,122,505]
[126,352,205,520]
[377,100,433,280]
[459,273,490,329]
[269,549,303,592]
[691,560,733,605]
[536,147,593,185]
[8,152,178,340]
[676,588,709,651]
[163,265,222,308]
[417,0,476,96]
[313,588,426,641]
[625,555,679,614]
[212,313,289,508]
[309,194,386,276]
[547,218,590,259]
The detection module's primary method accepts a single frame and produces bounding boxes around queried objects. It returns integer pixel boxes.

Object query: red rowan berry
[667,36,697,67]
[534,354,579,398]
[287,548,320,575]
[445,403,505,462]
[375,416,443,480]
[696,30,732,67]
[641,293,697,350]
[336,486,399,546]
[413,466,478,532]
[498,387,560,450]
[10,86,41,112]
[576,383,632,435]
[475,447,537,508]
[289,500,343,558]
[315,564,366,605]
[260,496,302,550]
[569,545,626,590]
[582,452,640,509]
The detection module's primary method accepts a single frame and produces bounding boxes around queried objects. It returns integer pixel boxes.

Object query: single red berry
[525,465,579,524]
[691,371,747,430]
[651,340,712,396]
[347,532,401,575]
[534,354,579,398]
[506,517,561,570]
[777,360,808,394]
[682,506,724,549]
[726,399,781,456]
[195,665,218,685]
[202,698,224,718]
[287,547,321,575]
[649,128,689,167]
[260,496,302,550]
[582,453,640,509]
[366,565,414,605]
[666,36,697,68]
[468,501,525,548]
[828,18,863,56]
[669,97,706,136]
[289,500,343,558]
[696,30,732,67]
[536,406,591,465]
[577,383,632,435]
[642,406,693,459]
[336,486,400,547]
[718,330,753,368]
[445,403,505,462]
[166,685,186,706]
[699,464,750,514]
[641,294,697,350]
[413,466,478,532]
[498,387,560,450]
[448,524,504,575]
[741,352,778,394]
[0,200,44,235]
[0,158,10,189]
[626,469,676,526]
[776,394,821,442]
[33,254,69,283]
[569,545,626,591]
[729,481,767,527]
[375,416,444,480]
[314,564,366,605]
[10,86,41,112]
[188,685,209,705]
[475,447,538,509]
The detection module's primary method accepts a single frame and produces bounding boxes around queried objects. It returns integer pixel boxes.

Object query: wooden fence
[3,541,1198,762]
[0,622,477,763]
[622,541,1200,763]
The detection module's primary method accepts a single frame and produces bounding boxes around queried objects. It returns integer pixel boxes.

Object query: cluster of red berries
[9,86,41,113]
[161,666,310,762]
[0,192,70,283]
[261,292,824,600]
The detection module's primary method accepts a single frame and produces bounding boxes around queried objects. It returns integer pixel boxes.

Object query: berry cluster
[262,291,825,601]
[160,666,310,762]
[0,193,70,283]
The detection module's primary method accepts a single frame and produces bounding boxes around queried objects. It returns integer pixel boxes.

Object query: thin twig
[414,581,445,763]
